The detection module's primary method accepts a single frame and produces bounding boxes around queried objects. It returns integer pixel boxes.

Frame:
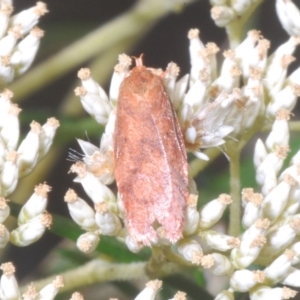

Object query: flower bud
[177,239,203,265]
[39,275,64,300]
[260,217,300,259]
[38,118,60,160]
[76,68,112,125]
[109,54,132,107]
[76,232,100,254]
[64,189,97,231]
[276,0,300,36]
[264,249,295,284]
[261,174,294,223]
[231,219,269,268]
[210,6,235,27]
[250,285,297,300]
[163,62,180,104]
[1,103,20,150]
[281,267,300,287]
[17,121,41,177]
[265,109,290,151]
[95,202,122,236]
[0,25,21,56]
[230,269,265,292]
[214,290,234,300]
[0,262,20,300]
[11,27,44,76]
[202,253,233,276]
[169,291,187,300]
[0,224,9,248]
[0,2,12,39]
[201,230,240,252]
[183,194,199,235]
[134,280,162,300]
[11,2,48,35]
[253,138,268,170]
[242,190,263,228]
[70,292,84,300]
[18,183,51,225]
[70,162,116,205]
[10,212,52,246]
[199,194,232,229]
[125,235,143,253]
[0,197,10,223]
[1,151,19,197]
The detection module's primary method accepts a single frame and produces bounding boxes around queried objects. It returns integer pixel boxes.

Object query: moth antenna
[217,146,230,162]
[132,54,144,67]
[67,148,84,162]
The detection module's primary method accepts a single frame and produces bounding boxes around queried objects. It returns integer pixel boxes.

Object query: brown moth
[114,57,189,246]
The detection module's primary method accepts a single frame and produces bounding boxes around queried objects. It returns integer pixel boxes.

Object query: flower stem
[21,260,147,294]
[225,0,264,49]
[227,141,242,237]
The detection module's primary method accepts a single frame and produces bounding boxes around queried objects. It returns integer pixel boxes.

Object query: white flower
[17,121,41,177]
[75,68,113,125]
[201,253,233,276]
[64,189,97,232]
[201,231,240,252]
[76,232,100,254]
[134,280,162,300]
[0,197,9,223]
[0,262,20,300]
[22,276,64,300]
[69,161,116,204]
[214,290,234,300]
[199,194,232,229]
[94,202,122,236]
[18,183,51,225]
[177,239,203,265]
[276,0,300,36]
[230,269,265,292]
[210,6,235,27]
[10,2,48,35]
[183,194,199,235]
[0,224,9,248]
[250,285,297,300]
[263,250,295,285]
[10,212,52,246]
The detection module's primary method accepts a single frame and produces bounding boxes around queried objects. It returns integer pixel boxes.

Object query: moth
[114,57,189,246]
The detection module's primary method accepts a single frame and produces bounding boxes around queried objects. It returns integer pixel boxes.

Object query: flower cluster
[218,113,300,299]
[0,88,59,247]
[0,262,64,300]
[0,1,48,86]
[0,0,57,248]
[64,0,300,298]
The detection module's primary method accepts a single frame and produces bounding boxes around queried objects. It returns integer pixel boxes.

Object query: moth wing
[114,67,188,245]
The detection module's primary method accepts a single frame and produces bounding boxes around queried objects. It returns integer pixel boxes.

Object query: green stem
[226,19,243,49]
[225,0,265,48]
[20,260,147,294]
[227,114,265,236]
[227,141,242,237]
[20,258,184,295]
[146,246,184,278]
